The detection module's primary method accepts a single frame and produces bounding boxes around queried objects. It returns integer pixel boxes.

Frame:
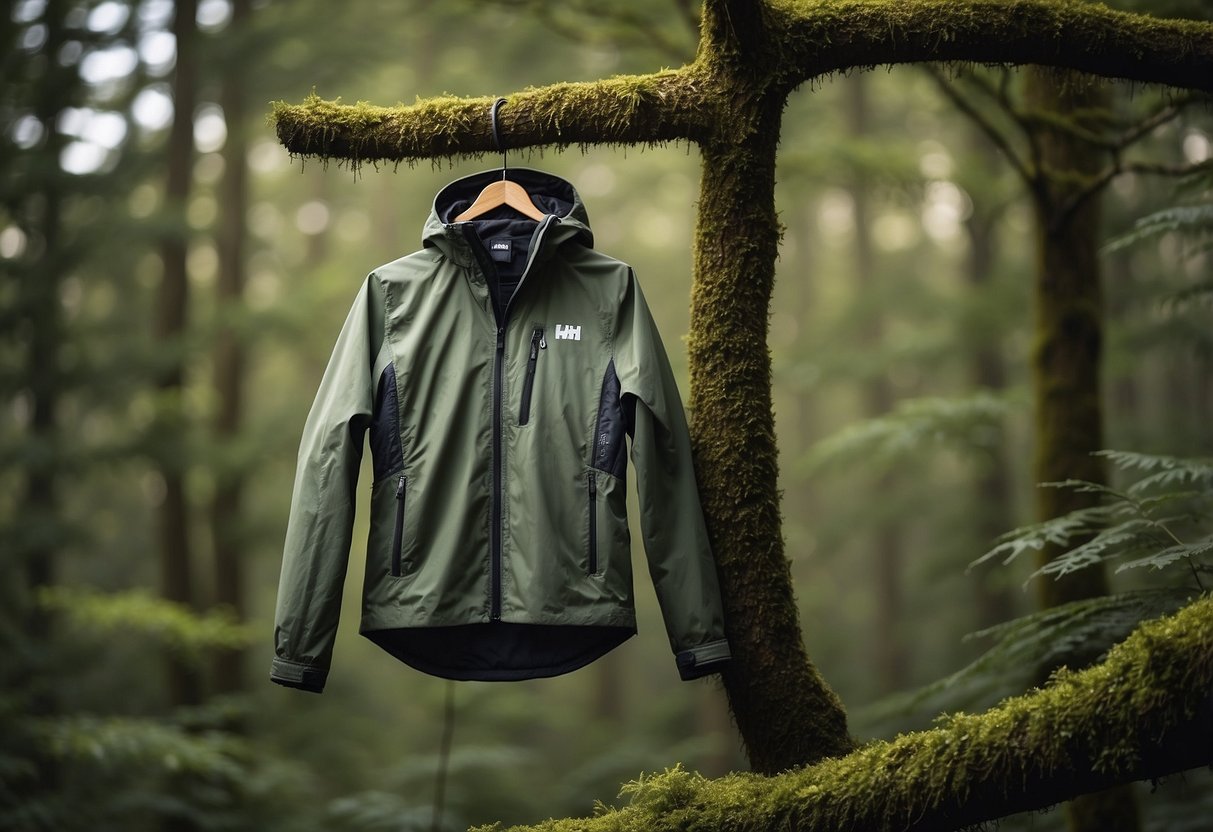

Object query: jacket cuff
[675,638,731,681]
[270,657,328,693]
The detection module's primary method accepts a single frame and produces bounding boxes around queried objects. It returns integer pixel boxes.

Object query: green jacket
[271,169,730,692]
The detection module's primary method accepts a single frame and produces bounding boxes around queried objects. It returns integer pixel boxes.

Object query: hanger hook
[490,97,508,180]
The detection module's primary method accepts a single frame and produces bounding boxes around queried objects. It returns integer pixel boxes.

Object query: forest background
[2,0,1211,830]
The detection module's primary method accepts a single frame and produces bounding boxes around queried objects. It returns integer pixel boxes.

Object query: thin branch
[1018,95,1199,152]
[924,65,1033,189]
[1053,159,1213,232]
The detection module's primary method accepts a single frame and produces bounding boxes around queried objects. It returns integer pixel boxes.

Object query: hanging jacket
[271,168,730,692]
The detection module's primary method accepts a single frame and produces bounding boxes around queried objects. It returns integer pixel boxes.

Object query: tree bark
[1024,66,1138,832]
[1025,68,1112,614]
[156,0,201,709]
[688,62,852,770]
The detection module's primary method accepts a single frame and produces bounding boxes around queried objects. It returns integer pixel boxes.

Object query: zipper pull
[539,334,546,349]
[395,474,405,500]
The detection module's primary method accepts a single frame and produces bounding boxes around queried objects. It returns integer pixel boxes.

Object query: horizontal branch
[483,595,1213,832]
[270,70,712,166]
[777,0,1213,93]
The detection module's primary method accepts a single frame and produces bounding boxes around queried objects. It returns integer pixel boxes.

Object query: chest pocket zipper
[391,474,407,577]
[519,327,545,425]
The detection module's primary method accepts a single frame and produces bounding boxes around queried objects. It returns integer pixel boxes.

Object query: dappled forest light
[2,0,1212,830]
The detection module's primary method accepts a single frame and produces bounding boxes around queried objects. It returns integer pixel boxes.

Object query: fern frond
[1164,275,1213,309]
[802,393,1009,473]
[1029,518,1168,580]
[1102,203,1213,254]
[1039,478,1128,499]
[1118,533,1213,573]
[971,505,1114,568]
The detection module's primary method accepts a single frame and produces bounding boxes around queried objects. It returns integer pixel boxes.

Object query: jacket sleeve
[271,276,386,693]
[613,270,731,681]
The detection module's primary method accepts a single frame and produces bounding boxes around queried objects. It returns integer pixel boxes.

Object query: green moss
[268,71,711,169]
[478,596,1213,832]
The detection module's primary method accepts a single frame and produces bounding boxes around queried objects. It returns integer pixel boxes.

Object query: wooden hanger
[455,98,546,223]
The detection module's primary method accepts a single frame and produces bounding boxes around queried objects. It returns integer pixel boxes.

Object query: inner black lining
[364,623,634,681]
[461,217,539,320]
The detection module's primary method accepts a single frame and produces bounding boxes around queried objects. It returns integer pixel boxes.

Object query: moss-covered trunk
[1024,67,1139,832]
[687,76,851,772]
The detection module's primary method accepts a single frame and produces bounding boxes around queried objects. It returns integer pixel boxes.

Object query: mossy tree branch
[271,71,714,167]
[479,597,1213,832]
[775,0,1213,92]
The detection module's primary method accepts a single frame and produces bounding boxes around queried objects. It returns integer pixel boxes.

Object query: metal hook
[490,97,508,180]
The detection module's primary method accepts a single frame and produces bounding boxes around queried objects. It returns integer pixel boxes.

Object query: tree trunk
[156,0,201,709]
[1024,66,1139,832]
[211,0,252,700]
[688,69,851,771]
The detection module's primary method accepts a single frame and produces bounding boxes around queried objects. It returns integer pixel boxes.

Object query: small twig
[924,65,1033,188]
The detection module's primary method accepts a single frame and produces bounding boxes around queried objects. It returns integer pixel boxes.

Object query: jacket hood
[423,167,595,254]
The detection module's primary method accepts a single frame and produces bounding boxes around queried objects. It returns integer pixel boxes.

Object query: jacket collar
[422,168,594,268]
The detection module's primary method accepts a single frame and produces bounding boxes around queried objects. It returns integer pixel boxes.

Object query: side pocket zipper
[587,471,598,576]
[519,327,544,425]
[391,474,406,577]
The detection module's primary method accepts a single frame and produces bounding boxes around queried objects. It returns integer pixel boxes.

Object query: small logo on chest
[553,324,582,341]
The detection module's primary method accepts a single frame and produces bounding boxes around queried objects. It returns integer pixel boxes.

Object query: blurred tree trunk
[846,75,908,694]
[156,0,202,709]
[211,0,252,699]
[1024,66,1140,832]
[963,130,1018,632]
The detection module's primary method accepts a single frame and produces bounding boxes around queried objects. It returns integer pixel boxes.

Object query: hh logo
[553,324,582,341]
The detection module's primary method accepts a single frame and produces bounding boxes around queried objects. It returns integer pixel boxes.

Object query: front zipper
[519,327,544,425]
[587,471,599,575]
[468,216,559,623]
[490,327,505,619]
[390,474,406,577]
